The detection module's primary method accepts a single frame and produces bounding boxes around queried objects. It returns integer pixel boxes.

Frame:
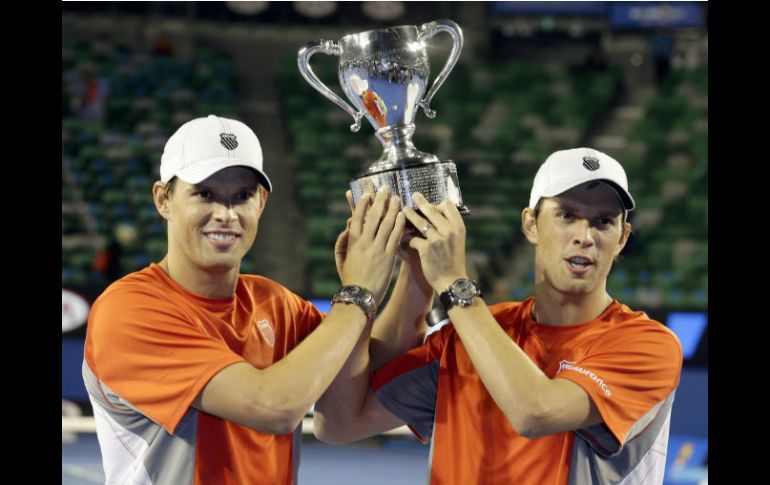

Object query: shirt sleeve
[284,290,325,340]
[554,321,683,456]
[87,287,245,435]
[370,327,449,444]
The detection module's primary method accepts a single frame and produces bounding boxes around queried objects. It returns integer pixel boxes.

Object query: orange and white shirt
[372,297,682,485]
[83,263,324,485]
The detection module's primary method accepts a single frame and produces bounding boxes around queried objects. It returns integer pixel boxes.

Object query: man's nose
[572,219,596,248]
[212,202,237,223]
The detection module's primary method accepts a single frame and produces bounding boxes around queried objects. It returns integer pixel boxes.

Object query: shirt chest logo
[257,319,275,348]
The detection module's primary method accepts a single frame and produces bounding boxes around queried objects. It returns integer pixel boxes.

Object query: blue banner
[62,338,88,400]
[610,2,705,29]
[491,1,608,16]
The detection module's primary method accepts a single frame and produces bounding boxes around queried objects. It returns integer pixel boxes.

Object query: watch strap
[331,285,376,324]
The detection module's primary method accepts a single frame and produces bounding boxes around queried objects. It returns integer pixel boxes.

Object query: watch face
[334,285,376,321]
[453,279,477,299]
[339,286,372,304]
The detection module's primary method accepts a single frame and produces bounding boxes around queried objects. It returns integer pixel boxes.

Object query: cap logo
[220,132,239,150]
[582,156,600,171]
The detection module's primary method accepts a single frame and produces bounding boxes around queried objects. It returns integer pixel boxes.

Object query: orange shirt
[372,298,682,485]
[83,263,324,485]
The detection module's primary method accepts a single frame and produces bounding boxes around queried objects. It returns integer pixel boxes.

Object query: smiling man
[316,147,683,484]
[82,115,405,484]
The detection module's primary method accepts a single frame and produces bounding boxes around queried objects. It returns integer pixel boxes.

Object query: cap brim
[538,177,635,211]
[601,180,635,211]
[174,157,273,192]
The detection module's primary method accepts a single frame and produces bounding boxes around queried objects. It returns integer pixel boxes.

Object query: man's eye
[595,217,616,227]
[237,192,254,201]
[197,191,212,199]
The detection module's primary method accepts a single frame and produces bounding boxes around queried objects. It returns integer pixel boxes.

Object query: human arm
[314,192,434,443]
[193,190,405,434]
[401,192,604,438]
[370,244,434,367]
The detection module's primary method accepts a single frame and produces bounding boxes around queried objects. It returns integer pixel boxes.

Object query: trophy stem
[374,124,416,147]
[371,124,439,171]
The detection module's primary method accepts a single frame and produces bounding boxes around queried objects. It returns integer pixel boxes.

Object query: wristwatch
[439,278,481,312]
[331,285,377,324]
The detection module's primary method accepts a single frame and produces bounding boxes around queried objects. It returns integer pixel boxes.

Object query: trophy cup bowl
[298,19,470,216]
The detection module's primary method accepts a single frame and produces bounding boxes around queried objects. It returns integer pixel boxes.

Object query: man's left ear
[615,222,632,257]
[257,186,269,214]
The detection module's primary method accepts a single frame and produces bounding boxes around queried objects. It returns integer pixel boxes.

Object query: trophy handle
[417,19,464,119]
[298,40,364,132]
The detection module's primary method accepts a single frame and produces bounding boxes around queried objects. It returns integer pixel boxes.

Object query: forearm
[397,193,598,437]
[251,304,371,430]
[446,299,556,435]
[315,266,426,441]
[314,323,380,443]
[370,261,433,368]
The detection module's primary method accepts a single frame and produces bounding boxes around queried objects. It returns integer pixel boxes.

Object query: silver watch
[439,278,481,312]
[331,285,377,324]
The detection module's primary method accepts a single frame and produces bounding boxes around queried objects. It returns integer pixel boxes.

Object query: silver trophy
[298,19,469,215]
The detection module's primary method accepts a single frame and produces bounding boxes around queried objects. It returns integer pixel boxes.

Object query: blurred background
[62,2,707,484]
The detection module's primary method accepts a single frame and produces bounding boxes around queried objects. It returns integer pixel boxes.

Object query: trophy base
[350,160,470,217]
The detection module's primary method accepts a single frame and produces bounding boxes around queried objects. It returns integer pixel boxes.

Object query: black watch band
[439,291,456,313]
[426,305,450,327]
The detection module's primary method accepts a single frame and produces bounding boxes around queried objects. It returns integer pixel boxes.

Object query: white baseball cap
[160,114,272,191]
[529,147,634,211]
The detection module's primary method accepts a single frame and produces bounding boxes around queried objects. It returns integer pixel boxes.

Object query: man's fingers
[407,234,427,253]
[362,189,390,241]
[346,190,354,213]
[374,195,401,248]
[349,192,371,241]
[335,227,349,254]
[385,212,406,255]
[438,199,464,227]
[403,205,436,239]
[410,192,447,233]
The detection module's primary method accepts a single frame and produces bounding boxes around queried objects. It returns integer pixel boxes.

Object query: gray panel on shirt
[374,360,439,442]
[83,360,197,485]
[568,391,676,484]
[293,422,302,485]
